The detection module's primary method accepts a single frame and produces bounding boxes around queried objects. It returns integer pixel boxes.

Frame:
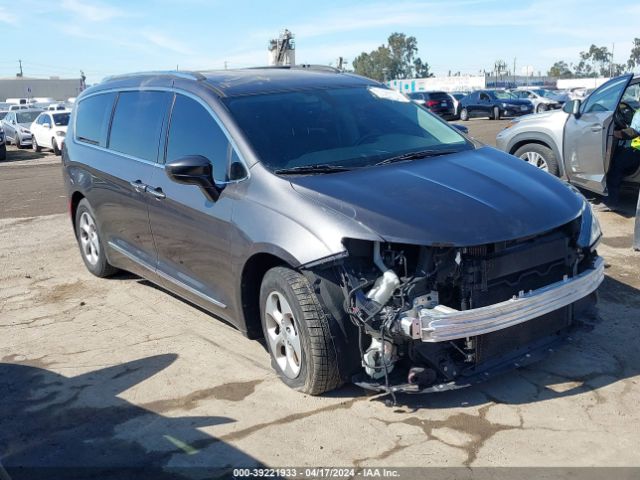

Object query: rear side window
[109,91,172,162]
[75,93,116,147]
[166,95,230,182]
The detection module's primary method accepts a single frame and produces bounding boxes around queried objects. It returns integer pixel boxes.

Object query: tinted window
[427,92,449,100]
[109,91,171,162]
[0,112,7,120]
[166,95,230,182]
[480,93,490,101]
[76,93,116,146]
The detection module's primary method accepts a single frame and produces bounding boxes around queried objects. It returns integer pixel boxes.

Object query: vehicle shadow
[0,354,265,479]
[387,274,640,410]
[0,147,52,163]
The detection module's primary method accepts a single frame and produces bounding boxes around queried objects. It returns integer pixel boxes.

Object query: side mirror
[563,99,581,117]
[43,122,51,129]
[165,155,220,201]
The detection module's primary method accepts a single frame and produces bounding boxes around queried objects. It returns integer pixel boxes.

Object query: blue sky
[1,0,638,83]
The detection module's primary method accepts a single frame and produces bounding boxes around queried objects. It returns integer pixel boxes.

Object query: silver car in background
[497,74,640,195]
[510,88,562,114]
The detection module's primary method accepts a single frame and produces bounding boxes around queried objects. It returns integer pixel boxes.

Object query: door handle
[590,124,602,132]
[146,187,166,200]
[129,180,147,193]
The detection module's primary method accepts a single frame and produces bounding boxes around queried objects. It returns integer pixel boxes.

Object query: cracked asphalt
[1,123,639,476]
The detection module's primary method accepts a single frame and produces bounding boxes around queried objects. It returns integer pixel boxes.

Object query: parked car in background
[496,74,640,193]
[0,124,6,160]
[458,90,533,120]
[31,110,70,155]
[448,92,467,118]
[8,105,30,111]
[63,68,603,396]
[406,91,455,119]
[510,88,562,113]
[1,109,42,148]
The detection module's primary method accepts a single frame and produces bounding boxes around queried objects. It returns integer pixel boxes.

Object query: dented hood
[289,146,584,246]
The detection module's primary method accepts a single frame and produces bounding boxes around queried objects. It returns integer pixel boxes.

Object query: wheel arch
[239,252,291,339]
[70,190,85,231]
[507,132,565,177]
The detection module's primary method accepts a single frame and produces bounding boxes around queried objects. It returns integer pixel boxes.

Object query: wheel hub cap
[265,291,302,379]
[520,151,549,172]
[79,211,100,265]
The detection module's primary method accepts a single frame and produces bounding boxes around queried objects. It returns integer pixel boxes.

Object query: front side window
[582,76,630,114]
[75,93,116,146]
[166,94,231,182]
[224,86,471,172]
[109,91,172,162]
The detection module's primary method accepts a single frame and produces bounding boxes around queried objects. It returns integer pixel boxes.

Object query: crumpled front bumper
[407,257,604,343]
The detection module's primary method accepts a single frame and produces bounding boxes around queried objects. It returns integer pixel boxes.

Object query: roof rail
[246,64,341,73]
[102,70,206,83]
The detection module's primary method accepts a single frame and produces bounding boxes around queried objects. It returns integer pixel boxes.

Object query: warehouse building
[0,77,84,102]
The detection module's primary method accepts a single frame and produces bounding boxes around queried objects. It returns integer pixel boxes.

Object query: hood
[518,109,568,123]
[289,147,583,246]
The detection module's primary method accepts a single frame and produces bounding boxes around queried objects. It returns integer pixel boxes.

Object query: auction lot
[1,119,639,477]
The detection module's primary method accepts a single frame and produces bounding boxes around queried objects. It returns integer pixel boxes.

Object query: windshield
[492,91,516,100]
[224,86,472,172]
[52,113,70,126]
[17,111,41,124]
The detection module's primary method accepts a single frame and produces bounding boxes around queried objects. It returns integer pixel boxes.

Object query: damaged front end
[317,212,604,395]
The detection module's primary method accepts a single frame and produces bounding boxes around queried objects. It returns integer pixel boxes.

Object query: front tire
[536,104,547,113]
[52,138,61,156]
[74,198,118,277]
[33,137,42,152]
[514,143,559,176]
[15,135,23,149]
[260,266,342,395]
[492,106,500,120]
[0,144,6,161]
[460,108,469,121]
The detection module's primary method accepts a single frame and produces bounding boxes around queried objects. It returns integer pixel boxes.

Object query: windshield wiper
[274,164,354,175]
[374,149,460,166]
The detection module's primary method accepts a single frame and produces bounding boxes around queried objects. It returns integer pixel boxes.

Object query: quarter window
[166,95,231,182]
[109,91,172,162]
[75,93,116,147]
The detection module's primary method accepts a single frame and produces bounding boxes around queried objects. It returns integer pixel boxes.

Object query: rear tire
[460,108,469,121]
[514,143,559,176]
[74,198,118,278]
[259,266,343,395]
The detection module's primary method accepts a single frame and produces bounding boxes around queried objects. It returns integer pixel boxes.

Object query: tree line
[548,39,640,78]
[351,33,640,81]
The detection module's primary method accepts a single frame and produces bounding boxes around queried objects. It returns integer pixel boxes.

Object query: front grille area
[475,306,571,363]
[458,226,579,364]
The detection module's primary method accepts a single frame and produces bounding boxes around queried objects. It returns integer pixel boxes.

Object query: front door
[147,93,238,315]
[563,75,632,194]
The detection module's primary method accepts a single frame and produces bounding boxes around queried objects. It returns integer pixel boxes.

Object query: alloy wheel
[520,151,549,171]
[264,291,302,379]
[78,211,100,266]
